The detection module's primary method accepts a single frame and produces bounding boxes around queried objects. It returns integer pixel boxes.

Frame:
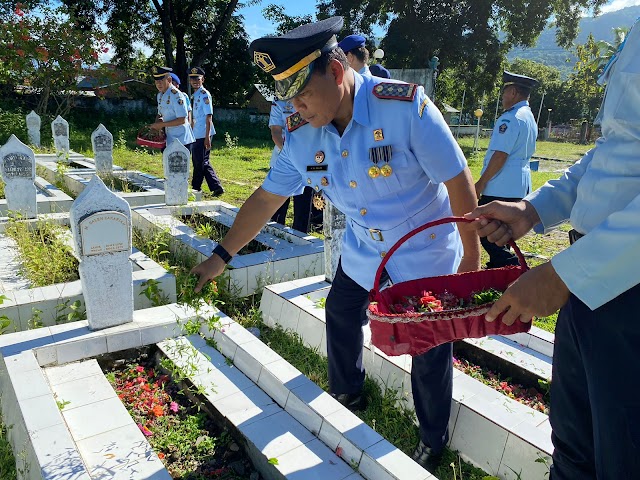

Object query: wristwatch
[212,244,233,264]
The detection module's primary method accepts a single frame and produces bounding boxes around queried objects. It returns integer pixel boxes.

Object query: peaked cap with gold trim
[502,71,539,91]
[153,66,172,79]
[250,16,344,100]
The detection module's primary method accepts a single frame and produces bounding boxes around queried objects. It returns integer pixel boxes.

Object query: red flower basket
[367,216,531,357]
[136,125,166,149]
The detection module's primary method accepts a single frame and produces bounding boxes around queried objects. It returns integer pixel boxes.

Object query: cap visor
[275,63,313,100]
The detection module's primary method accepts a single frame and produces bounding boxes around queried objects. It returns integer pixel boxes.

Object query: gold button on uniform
[315,185,320,192]
[380,251,387,258]
[430,233,436,240]
[341,150,349,157]
[349,180,357,188]
[321,177,329,186]
[360,208,367,216]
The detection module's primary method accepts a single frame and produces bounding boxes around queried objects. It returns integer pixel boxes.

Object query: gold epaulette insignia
[418,97,429,118]
[286,112,308,132]
[373,82,418,101]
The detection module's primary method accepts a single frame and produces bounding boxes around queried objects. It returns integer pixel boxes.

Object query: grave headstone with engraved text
[0,135,37,218]
[91,124,113,175]
[162,139,190,206]
[70,176,133,330]
[51,115,70,161]
[323,201,345,283]
[26,111,41,147]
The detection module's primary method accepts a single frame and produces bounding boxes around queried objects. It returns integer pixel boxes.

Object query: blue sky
[239,0,640,40]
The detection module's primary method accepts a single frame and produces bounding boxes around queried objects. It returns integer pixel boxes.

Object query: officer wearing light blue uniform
[466,18,640,480]
[338,34,372,77]
[476,71,538,268]
[268,99,315,232]
[188,67,223,195]
[152,66,194,148]
[189,17,480,473]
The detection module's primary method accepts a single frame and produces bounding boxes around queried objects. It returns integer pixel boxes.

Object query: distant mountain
[507,5,640,77]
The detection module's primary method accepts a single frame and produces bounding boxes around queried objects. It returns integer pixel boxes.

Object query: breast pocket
[370,150,412,197]
[306,172,333,195]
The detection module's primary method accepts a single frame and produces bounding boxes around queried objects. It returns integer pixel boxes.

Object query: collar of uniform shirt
[505,99,530,112]
[323,70,371,133]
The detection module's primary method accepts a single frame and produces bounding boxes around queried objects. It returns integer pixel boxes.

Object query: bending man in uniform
[192,17,480,473]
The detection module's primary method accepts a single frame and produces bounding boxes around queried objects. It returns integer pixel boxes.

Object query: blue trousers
[478,195,521,268]
[191,137,222,192]
[271,186,314,234]
[550,283,640,479]
[326,260,452,452]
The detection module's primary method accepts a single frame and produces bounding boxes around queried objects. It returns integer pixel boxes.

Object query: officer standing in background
[150,66,194,151]
[189,67,224,196]
[170,73,192,126]
[475,71,538,268]
[465,19,640,479]
[338,34,371,76]
[191,17,481,473]
[268,98,316,233]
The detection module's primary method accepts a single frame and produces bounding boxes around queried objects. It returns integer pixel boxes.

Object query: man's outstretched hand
[190,255,226,293]
[464,200,540,246]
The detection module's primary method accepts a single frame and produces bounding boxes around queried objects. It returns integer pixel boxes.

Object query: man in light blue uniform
[475,71,538,268]
[191,17,481,473]
[338,34,371,76]
[268,98,316,232]
[466,18,640,479]
[188,67,223,196]
[170,73,192,125]
[150,66,194,151]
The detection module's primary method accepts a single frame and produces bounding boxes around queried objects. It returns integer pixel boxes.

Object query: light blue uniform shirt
[268,99,295,168]
[157,87,195,145]
[263,72,466,290]
[526,18,640,310]
[359,65,371,77]
[481,100,537,198]
[192,87,216,139]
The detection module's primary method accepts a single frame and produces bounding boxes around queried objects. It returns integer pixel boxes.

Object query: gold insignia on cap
[254,51,276,73]
[373,129,384,141]
[191,68,198,74]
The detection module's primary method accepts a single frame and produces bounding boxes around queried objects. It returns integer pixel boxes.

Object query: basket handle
[371,216,528,294]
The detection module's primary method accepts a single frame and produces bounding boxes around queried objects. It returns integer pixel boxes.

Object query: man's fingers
[485,223,511,244]
[194,274,209,294]
[485,295,509,322]
[500,307,518,326]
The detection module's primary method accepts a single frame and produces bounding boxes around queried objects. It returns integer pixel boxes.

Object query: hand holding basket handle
[367,216,530,357]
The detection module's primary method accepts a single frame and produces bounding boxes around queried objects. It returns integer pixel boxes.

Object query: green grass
[458,136,594,162]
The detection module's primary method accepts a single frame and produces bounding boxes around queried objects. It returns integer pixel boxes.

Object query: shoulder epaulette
[372,83,418,101]
[171,88,178,94]
[286,112,308,132]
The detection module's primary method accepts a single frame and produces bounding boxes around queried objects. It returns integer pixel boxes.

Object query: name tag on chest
[306,165,328,172]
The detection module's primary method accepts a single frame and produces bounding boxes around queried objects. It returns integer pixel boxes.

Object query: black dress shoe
[212,187,224,197]
[330,392,368,412]
[411,440,443,473]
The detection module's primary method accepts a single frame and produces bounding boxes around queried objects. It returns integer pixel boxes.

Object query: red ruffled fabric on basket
[366,217,532,357]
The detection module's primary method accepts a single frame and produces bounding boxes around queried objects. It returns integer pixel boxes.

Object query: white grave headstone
[323,201,345,283]
[26,110,41,147]
[0,135,37,219]
[162,139,190,206]
[70,176,133,330]
[91,124,113,175]
[51,115,70,161]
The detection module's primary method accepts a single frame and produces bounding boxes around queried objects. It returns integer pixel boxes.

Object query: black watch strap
[212,244,233,264]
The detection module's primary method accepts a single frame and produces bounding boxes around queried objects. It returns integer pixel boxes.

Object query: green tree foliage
[318,0,607,95]
[567,33,605,122]
[262,4,313,35]
[0,3,108,116]
[63,0,257,102]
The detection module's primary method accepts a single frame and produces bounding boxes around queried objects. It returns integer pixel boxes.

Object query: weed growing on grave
[0,296,13,334]
[28,308,44,330]
[0,419,17,480]
[140,279,170,307]
[54,299,85,324]
[4,217,79,286]
[0,178,5,199]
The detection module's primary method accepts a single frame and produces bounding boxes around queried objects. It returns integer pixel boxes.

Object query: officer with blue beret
[369,63,391,79]
[467,19,640,479]
[188,66,224,196]
[150,66,194,149]
[338,34,371,76]
[191,16,480,472]
[169,73,192,125]
[268,97,317,232]
[474,70,538,268]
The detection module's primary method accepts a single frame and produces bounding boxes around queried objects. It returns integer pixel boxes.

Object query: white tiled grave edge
[260,277,553,480]
[132,201,324,297]
[0,303,434,480]
[35,153,202,207]
[0,176,73,215]
[0,212,176,332]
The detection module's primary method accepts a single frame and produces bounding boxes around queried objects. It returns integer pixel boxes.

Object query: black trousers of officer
[191,137,222,193]
[478,195,521,268]
[271,186,314,234]
[326,260,452,452]
[549,282,640,480]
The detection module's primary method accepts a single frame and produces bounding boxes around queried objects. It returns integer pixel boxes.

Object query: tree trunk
[152,0,174,67]
[192,0,240,67]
